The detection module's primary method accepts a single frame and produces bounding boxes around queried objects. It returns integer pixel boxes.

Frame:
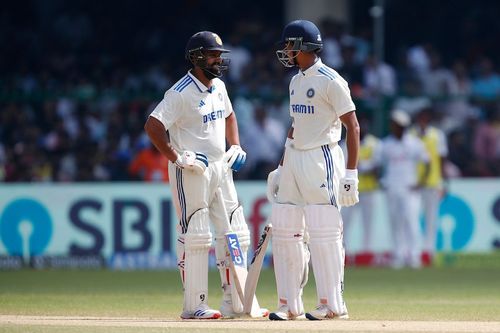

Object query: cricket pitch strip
[1,315,500,332]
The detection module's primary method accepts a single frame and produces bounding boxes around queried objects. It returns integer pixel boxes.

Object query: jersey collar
[300,58,323,77]
[187,71,216,93]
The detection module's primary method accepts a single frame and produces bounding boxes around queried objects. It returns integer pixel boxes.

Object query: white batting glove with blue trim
[175,151,208,175]
[223,145,247,172]
[339,169,359,207]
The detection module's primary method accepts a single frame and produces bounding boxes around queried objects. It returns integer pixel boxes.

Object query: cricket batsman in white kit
[267,20,360,321]
[144,31,267,319]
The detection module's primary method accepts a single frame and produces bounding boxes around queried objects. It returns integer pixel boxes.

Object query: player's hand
[266,166,281,203]
[174,151,208,175]
[339,169,359,207]
[224,145,247,172]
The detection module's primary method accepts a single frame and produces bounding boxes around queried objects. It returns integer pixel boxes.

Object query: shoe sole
[306,313,320,320]
[180,313,222,320]
[269,313,287,321]
[305,313,349,321]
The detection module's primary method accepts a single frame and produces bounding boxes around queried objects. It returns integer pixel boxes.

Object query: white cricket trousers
[169,160,239,234]
[386,188,422,268]
[277,143,345,206]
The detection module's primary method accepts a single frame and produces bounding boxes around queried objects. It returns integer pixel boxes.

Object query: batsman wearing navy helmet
[145,31,267,319]
[267,20,360,321]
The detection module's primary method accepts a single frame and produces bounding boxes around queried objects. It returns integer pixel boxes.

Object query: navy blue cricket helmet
[185,31,230,59]
[185,31,231,79]
[276,20,323,67]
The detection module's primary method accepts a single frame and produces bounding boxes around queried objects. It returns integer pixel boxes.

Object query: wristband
[345,169,358,178]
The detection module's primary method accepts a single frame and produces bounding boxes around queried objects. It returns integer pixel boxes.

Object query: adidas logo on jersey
[320,183,326,188]
[199,100,206,107]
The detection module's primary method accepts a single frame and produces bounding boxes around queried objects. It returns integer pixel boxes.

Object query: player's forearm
[225,112,240,146]
[345,132,359,169]
[278,126,294,166]
[144,116,178,162]
[340,112,360,169]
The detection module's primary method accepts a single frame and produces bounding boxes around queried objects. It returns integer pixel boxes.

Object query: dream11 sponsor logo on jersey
[291,104,315,114]
[0,197,175,268]
[202,109,225,123]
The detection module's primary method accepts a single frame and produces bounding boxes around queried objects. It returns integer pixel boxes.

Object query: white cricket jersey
[149,71,233,161]
[374,134,430,190]
[288,58,356,150]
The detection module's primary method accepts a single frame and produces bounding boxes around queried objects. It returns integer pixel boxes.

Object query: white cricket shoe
[269,305,306,321]
[305,304,349,320]
[220,299,269,318]
[180,304,221,320]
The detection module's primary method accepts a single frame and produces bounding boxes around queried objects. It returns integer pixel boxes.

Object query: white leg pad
[271,203,308,316]
[183,208,212,312]
[214,205,250,314]
[305,205,348,316]
[176,236,186,288]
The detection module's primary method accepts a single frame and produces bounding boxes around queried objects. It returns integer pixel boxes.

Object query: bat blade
[243,224,272,316]
[226,233,247,305]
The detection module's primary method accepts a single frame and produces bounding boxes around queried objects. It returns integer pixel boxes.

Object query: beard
[202,64,222,80]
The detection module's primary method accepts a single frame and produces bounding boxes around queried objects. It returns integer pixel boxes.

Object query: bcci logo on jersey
[226,233,245,267]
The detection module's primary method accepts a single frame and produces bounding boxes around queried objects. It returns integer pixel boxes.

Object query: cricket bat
[217,188,263,317]
[243,224,272,315]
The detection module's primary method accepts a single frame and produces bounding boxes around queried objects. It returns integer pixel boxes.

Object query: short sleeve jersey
[149,71,233,161]
[289,58,356,150]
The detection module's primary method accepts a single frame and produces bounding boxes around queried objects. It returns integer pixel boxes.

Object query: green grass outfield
[1,257,500,332]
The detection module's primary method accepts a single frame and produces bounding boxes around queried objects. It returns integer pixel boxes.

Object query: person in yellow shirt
[409,108,448,261]
[342,116,380,254]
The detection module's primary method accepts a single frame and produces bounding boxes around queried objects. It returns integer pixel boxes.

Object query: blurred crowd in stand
[1,2,499,182]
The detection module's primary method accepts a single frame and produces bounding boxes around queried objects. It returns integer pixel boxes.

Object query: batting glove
[338,169,359,207]
[174,151,208,175]
[223,145,247,172]
[266,166,281,203]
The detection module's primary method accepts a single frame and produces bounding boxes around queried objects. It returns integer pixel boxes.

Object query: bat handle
[216,187,232,231]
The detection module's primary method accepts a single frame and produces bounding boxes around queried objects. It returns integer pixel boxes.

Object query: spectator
[471,58,500,103]
[128,143,169,182]
[241,102,285,179]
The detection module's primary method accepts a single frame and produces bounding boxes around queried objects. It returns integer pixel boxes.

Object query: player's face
[198,50,229,79]
[204,50,223,76]
[204,50,223,65]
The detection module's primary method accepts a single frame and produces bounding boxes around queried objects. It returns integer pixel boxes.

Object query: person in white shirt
[374,110,430,269]
[267,20,360,321]
[144,31,267,320]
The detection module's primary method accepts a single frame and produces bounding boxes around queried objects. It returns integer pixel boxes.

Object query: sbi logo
[421,194,474,251]
[0,198,53,256]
